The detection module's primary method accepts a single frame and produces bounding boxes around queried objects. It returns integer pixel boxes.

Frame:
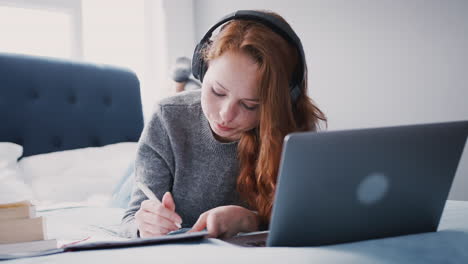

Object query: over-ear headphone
[192,10,306,104]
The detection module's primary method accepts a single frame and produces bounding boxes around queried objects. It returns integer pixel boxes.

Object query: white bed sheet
[6,200,467,264]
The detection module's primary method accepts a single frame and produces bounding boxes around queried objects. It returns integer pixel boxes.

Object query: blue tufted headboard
[0,53,144,157]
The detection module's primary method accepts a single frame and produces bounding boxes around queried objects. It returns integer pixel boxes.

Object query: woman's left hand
[188,205,259,238]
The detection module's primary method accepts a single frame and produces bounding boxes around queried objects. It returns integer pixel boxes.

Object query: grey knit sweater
[120,90,246,238]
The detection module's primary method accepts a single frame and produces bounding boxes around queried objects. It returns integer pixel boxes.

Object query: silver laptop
[225,120,468,247]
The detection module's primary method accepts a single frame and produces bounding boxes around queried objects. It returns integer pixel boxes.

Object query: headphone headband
[192,10,305,103]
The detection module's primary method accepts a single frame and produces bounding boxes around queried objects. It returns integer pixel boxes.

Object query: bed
[1,52,468,263]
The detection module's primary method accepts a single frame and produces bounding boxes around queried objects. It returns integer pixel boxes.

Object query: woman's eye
[211,88,225,97]
[242,103,259,111]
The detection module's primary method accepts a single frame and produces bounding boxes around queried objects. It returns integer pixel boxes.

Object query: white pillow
[19,142,137,206]
[0,142,34,204]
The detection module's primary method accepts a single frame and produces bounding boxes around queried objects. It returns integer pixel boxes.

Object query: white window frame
[0,0,83,59]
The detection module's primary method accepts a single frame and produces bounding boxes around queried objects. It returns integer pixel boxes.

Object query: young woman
[121,10,326,239]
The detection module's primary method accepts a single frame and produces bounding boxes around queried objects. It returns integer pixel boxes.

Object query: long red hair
[203,11,327,227]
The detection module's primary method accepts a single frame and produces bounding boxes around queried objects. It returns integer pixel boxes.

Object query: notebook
[0,239,57,255]
[0,231,209,260]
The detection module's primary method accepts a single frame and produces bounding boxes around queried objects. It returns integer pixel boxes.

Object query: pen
[136,181,158,201]
[136,181,182,229]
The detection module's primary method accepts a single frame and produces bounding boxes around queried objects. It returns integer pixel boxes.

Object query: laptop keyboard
[245,240,266,247]
[222,231,269,247]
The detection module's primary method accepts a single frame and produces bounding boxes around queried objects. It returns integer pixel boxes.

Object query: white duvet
[0,142,137,207]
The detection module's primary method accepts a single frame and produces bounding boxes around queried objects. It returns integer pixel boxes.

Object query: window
[0,0,82,59]
[0,0,169,118]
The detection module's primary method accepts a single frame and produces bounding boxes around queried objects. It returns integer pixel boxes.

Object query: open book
[0,200,209,260]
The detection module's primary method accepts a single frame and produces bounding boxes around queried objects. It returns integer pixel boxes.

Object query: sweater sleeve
[119,105,175,238]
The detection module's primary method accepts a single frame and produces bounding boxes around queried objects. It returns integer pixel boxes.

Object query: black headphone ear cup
[199,58,208,83]
[290,84,301,103]
[192,41,212,82]
[191,43,203,81]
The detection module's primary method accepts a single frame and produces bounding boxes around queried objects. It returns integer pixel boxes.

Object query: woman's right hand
[135,192,183,237]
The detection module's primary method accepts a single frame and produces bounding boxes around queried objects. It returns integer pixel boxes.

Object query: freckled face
[201,51,261,142]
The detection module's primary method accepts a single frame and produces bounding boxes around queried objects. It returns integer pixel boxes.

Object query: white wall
[192,0,468,200]
[162,0,196,68]
[139,0,197,118]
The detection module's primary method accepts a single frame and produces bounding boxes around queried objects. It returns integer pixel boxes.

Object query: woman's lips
[216,123,233,132]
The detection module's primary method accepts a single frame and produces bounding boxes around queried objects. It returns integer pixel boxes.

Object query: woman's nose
[219,101,236,124]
